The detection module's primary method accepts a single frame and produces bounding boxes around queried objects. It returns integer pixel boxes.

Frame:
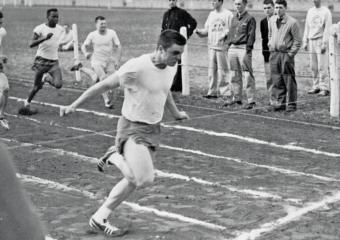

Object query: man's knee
[134,173,154,188]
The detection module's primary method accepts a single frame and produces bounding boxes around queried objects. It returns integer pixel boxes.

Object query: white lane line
[161,145,340,183]
[10,96,120,119]
[162,124,340,158]
[5,113,340,183]
[18,173,227,232]
[233,191,340,240]
[2,137,295,202]
[11,96,339,158]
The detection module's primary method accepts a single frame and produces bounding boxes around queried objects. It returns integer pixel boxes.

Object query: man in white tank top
[19,8,64,115]
[60,30,189,237]
[0,11,9,129]
[71,16,122,109]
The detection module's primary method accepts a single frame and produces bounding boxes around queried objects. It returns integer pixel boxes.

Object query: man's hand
[86,52,92,60]
[114,60,120,70]
[60,105,76,117]
[2,55,7,64]
[175,111,189,121]
[303,44,308,51]
[45,33,53,41]
[321,44,327,54]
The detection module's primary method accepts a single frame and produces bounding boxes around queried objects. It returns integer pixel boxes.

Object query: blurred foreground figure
[0,143,46,240]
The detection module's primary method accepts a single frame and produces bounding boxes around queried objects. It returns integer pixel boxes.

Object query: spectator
[303,0,332,96]
[58,23,74,51]
[268,0,302,112]
[196,0,233,99]
[260,0,276,106]
[161,0,197,93]
[223,0,256,109]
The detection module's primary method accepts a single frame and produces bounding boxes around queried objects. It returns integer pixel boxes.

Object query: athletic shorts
[31,56,60,74]
[104,115,160,162]
[91,59,110,72]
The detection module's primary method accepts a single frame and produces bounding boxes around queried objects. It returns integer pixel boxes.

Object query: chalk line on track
[1,137,298,202]
[232,190,340,240]
[6,113,340,183]
[162,124,340,158]
[10,97,340,158]
[17,173,227,232]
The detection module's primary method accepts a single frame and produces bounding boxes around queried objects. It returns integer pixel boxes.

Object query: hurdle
[180,27,189,96]
[72,23,81,83]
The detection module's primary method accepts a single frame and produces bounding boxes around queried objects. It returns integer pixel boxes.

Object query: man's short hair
[47,8,58,17]
[263,0,274,6]
[0,12,3,19]
[275,0,287,8]
[157,30,186,50]
[95,16,106,23]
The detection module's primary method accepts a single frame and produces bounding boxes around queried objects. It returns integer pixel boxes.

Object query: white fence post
[72,23,81,83]
[107,0,111,9]
[180,27,189,95]
[329,33,339,117]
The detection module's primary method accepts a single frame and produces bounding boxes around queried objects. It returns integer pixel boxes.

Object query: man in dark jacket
[162,0,197,92]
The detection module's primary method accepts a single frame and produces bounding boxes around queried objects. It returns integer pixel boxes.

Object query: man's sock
[92,205,112,224]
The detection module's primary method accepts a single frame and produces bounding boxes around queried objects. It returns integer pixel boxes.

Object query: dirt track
[1,81,340,240]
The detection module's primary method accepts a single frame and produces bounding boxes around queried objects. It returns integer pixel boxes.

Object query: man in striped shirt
[268,0,302,112]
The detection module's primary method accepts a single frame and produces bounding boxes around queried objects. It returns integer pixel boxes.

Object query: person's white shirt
[59,29,73,45]
[34,23,64,60]
[83,29,120,63]
[204,8,233,50]
[115,54,177,124]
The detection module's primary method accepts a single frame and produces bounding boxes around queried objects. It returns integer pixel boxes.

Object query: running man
[71,16,122,109]
[58,23,73,51]
[19,8,64,115]
[0,12,9,129]
[60,29,189,236]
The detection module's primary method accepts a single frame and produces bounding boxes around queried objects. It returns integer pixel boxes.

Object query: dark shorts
[115,115,160,159]
[31,56,60,74]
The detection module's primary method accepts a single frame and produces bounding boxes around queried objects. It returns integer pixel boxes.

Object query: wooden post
[72,23,81,83]
[107,0,111,9]
[180,27,190,95]
[329,33,339,117]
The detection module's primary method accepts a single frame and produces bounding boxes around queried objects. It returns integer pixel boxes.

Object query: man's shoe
[307,89,320,94]
[222,100,242,107]
[89,217,128,236]
[70,62,83,71]
[244,102,256,110]
[105,101,114,109]
[317,90,330,96]
[202,95,218,99]
[286,108,297,113]
[18,106,39,115]
[97,146,116,172]
[0,118,9,130]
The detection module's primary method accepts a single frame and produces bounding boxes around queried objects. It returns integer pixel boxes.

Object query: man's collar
[237,10,247,19]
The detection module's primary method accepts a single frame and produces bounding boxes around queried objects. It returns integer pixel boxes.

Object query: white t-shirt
[115,54,177,124]
[204,8,233,50]
[0,27,6,46]
[83,29,120,63]
[33,23,64,60]
[59,29,73,45]
[303,6,332,45]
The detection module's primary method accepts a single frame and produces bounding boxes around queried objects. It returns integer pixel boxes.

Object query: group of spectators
[163,0,335,113]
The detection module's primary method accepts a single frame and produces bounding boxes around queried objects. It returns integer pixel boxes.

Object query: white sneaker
[89,217,128,236]
[0,118,9,130]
